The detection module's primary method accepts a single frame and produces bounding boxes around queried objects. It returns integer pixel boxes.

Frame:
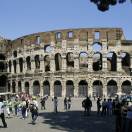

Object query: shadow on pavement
[39,111,115,132]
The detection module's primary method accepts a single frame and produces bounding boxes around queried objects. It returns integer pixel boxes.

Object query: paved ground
[0,98,115,132]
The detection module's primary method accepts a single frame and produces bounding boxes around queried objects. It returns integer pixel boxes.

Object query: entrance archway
[18,81,22,93]
[122,80,131,95]
[43,81,50,96]
[107,80,118,97]
[33,81,40,96]
[12,81,16,93]
[54,81,62,97]
[93,80,103,97]
[66,80,74,97]
[78,80,88,97]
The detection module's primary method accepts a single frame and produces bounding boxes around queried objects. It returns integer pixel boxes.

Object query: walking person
[0,97,7,128]
[64,97,67,110]
[30,97,39,124]
[101,98,107,116]
[97,98,101,115]
[40,97,46,110]
[67,97,71,110]
[53,97,58,113]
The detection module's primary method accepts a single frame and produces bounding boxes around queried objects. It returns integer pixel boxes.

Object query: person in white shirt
[0,97,7,128]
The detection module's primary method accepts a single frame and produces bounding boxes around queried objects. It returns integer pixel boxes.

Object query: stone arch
[0,54,6,60]
[66,52,74,68]
[121,52,131,72]
[44,45,53,53]
[78,80,88,97]
[35,55,40,69]
[107,80,118,97]
[79,52,88,68]
[19,58,23,72]
[92,42,102,52]
[43,80,50,96]
[0,75,7,92]
[66,80,74,97]
[93,80,103,97]
[0,62,5,72]
[18,81,22,93]
[55,53,62,71]
[12,81,16,93]
[107,52,117,71]
[25,82,30,94]
[93,52,102,71]
[54,80,62,97]
[44,55,50,72]
[121,80,131,94]
[26,56,31,70]
[33,81,40,96]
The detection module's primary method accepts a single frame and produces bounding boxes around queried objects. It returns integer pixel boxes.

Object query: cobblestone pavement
[0,98,115,132]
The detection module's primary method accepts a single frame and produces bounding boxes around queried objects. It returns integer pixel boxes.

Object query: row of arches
[8,51,131,73]
[9,80,132,97]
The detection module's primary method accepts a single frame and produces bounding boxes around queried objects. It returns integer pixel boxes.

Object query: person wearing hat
[0,97,7,128]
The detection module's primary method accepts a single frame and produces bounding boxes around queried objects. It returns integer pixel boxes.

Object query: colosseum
[0,28,132,98]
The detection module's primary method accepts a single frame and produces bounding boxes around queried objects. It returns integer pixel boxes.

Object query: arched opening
[66,80,74,97]
[43,80,50,96]
[0,62,5,72]
[12,81,16,93]
[19,58,23,72]
[13,50,17,58]
[122,80,131,95]
[0,75,7,92]
[25,82,29,94]
[78,80,88,97]
[33,81,40,96]
[92,42,102,53]
[8,82,10,92]
[9,60,12,72]
[93,52,102,71]
[107,80,118,97]
[0,54,6,60]
[79,52,88,69]
[44,45,53,53]
[13,60,17,73]
[44,55,50,72]
[93,80,103,97]
[107,52,117,71]
[55,53,62,71]
[35,55,40,69]
[26,56,31,70]
[54,80,62,97]
[66,52,74,68]
[18,81,22,93]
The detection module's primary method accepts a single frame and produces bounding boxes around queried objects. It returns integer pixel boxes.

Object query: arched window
[35,55,40,69]
[33,81,40,96]
[54,80,62,97]
[55,53,62,71]
[66,52,74,68]
[19,58,23,72]
[44,55,50,72]
[66,80,74,97]
[79,52,88,68]
[26,56,31,70]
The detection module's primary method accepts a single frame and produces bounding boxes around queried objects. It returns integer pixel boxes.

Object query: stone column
[88,40,93,72]
[61,53,67,72]
[88,78,92,97]
[15,80,18,93]
[74,54,79,71]
[62,80,66,97]
[21,82,25,93]
[29,81,33,95]
[74,79,79,97]
[117,78,122,93]
[117,55,122,72]
[50,80,54,97]
[40,81,43,97]
[31,55,35,72]
[102,79,107,98]
[40,58,44,72]
[50,55,55,72]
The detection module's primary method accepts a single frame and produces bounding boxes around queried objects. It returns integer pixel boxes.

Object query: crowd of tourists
[0,94,132,132]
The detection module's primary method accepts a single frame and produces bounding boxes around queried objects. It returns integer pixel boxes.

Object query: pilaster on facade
[117,55,122,72]
[61,80,66,97]
[50,55,55,73]
[61,53,67,72]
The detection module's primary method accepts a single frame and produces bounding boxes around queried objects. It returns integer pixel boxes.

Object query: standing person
[21,98,26,119]
[30,97,39,124]
[0,97,7,128]
[64,97,67,110]
[82,97,92,116]
[101,98,107,116]
[67,97,71,110]
[40,97,46,110]
[53,97,58,113]
[97,98,101,115]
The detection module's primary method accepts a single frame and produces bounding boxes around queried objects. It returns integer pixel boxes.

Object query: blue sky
[0,0,132,40]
